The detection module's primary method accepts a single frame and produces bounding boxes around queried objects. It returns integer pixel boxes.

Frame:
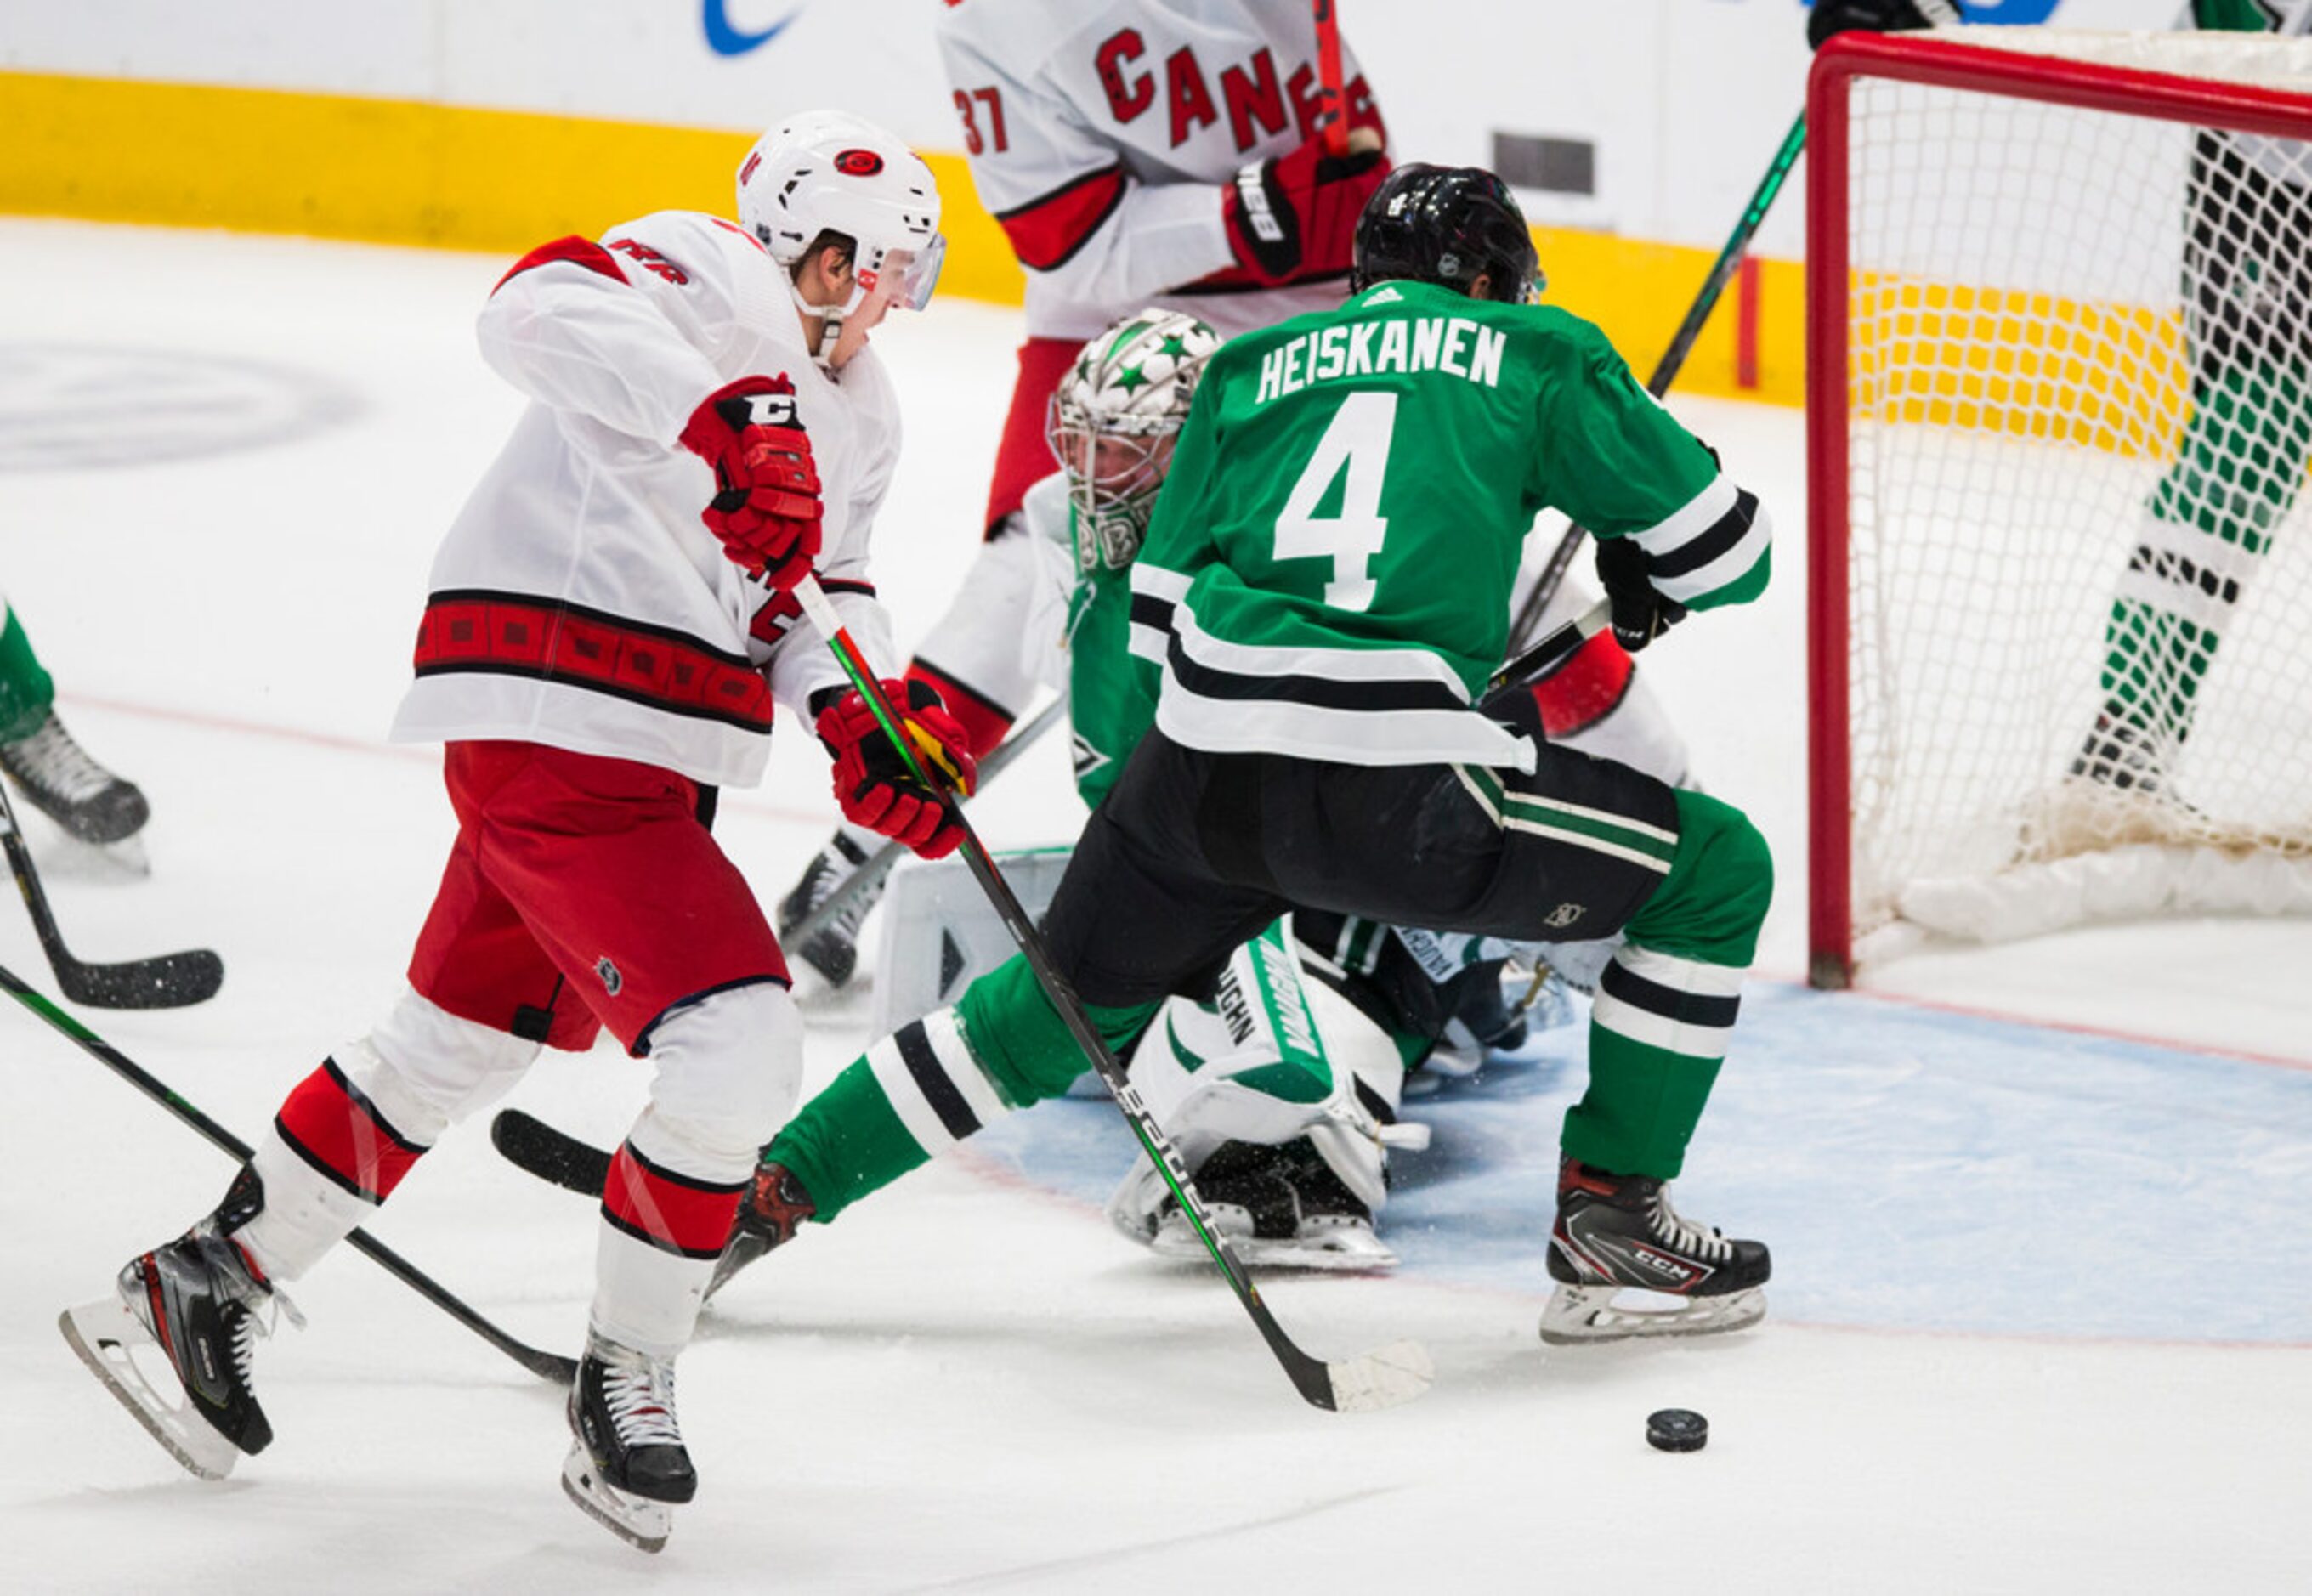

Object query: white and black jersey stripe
[1623,476,1771,611]
[1127,564,1539,770]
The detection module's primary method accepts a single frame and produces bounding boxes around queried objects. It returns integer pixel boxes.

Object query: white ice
[2,219,2308,1593]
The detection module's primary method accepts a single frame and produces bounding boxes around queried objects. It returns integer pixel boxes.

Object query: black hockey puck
[1646,1408,1708,1452]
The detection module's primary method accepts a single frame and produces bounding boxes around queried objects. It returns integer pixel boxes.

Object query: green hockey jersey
[1128,280,1768,769]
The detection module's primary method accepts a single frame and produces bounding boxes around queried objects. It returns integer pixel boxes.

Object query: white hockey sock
[235,1128,377,1283]
[590,1220,718,1361]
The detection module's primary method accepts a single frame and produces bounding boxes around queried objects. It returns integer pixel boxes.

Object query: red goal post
[1806,29,2312,989]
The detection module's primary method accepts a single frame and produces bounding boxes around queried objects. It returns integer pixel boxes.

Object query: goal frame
[1805,30,2312,989]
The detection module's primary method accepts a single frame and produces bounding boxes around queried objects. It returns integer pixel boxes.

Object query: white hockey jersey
[390,211,900,789]
[937,0,1386,342]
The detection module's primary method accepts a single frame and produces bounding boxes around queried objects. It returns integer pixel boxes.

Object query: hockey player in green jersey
[712,166,1778,1344]
[1811,3,2312,833]
[0,592,150,848]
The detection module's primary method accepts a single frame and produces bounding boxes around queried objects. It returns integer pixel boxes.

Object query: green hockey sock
[0,604,55,742]
[2108,357,2312,739]
[1563,790,1769,1178]
[766,954,1156,1225]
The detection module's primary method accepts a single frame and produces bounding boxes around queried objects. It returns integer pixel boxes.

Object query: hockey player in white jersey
[57,110,976,1554]
[778,0,1398,983]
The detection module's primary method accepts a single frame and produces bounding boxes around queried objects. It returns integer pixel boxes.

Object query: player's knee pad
[356,984,544,1146]
[629,979,804,1182]
[1624,790,1773,970]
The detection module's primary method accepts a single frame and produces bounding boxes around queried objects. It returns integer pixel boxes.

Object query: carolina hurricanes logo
[833,149,884,177]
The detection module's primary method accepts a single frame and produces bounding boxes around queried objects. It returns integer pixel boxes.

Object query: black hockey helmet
[1351,163,1543,304]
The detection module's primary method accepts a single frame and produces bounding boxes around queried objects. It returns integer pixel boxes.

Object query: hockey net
[1808,29,2312,985]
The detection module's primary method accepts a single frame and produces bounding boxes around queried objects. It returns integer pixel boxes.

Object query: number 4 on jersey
[1273,392,1397,612]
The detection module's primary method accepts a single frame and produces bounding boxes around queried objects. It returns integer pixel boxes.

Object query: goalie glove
[813,679,978,859]
[678,375,823,590]
[1807,0,1965,53]
[1594,535,1687,654]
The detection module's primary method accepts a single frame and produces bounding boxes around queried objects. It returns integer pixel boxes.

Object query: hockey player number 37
[1272,391,1395,611]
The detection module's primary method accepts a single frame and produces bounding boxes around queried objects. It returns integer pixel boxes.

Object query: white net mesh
[1839,31,2312,952]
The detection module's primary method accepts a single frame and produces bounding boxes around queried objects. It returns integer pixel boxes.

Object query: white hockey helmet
[737,110,945,317]
[1045,308,1224,572]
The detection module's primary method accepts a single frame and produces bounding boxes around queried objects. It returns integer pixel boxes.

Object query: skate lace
[603,1361,683,1448]
[1648,1187,1731,1264]
[3,716,115,804]
[226,1281,304,1383]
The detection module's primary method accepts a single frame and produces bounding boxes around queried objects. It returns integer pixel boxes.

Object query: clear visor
[858,233,946,314]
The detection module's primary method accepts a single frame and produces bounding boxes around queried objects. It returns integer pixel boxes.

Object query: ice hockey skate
[0,707,150,855]
[563,1331,696,1554]
[777,833,880,988]
[1539,1157,1769,1344]
[704,1160,817,1300]
[59,1189,301,1480]
[1132,1138,1397,1271]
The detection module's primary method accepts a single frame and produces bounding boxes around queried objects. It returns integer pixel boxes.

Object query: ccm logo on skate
[834,149,885,177]
[1632,1245,1703,1287]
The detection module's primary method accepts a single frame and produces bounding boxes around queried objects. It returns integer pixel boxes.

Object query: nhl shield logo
[596,956,623,996]
[1544,902,1585,931]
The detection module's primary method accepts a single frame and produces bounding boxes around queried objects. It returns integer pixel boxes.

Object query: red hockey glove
[1222,130,1391,287]
[815,679,979,859]
[679,376,823,590]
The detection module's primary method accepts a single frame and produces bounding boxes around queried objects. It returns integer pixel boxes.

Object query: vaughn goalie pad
[866,847,1074,1039]
[1106,922,1428,1256]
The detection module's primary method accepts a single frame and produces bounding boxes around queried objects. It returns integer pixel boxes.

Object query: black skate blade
[59,1300,239,1481]
[562,1445,671,1553]
[58,947,224,1010]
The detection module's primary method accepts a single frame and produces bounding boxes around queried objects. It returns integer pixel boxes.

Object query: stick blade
[491,1108,614,1197]
[1325,1338,1434,1414]
[60,948,224,1010]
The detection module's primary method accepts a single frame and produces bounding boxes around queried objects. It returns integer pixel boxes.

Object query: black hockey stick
[794,575,1429,1413]
[494,603,1617,1208]
[0,778,223,1009]
[0,960,578,1386]
[1504,109,1808,654]
[784,692,1069,954]
[493,1106,614,1197]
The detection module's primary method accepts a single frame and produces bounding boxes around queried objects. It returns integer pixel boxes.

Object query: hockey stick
[494,603,1618,1207]
[795,574,1429,1413]
[0,960,578,1386]
[1312,0,1349,158]
[784,692,1069,954]
[0,778,223,1009]
[1485,597,1613,705]
[1504,109,1808,654]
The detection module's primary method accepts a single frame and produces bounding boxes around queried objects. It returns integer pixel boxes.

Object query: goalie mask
[1044,309,1223,574]
[737,110,945,346]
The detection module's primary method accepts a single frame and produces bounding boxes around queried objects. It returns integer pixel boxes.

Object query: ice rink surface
[2,219,2308,1593]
